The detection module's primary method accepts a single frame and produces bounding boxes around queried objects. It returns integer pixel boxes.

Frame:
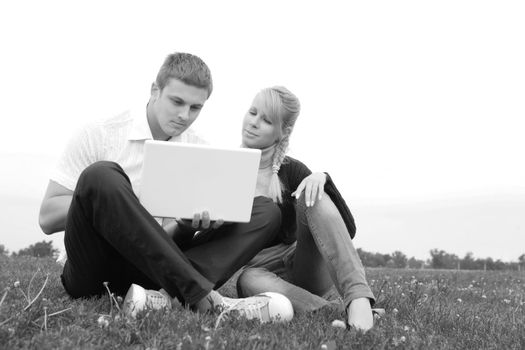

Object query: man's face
[242,93,280,149]
[149,79,209,139]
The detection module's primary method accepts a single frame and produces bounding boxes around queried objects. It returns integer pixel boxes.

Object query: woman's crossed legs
[237,192,375,330]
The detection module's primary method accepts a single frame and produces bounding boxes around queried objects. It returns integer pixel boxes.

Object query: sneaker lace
[145,290,170,309]
[214,296,270,329]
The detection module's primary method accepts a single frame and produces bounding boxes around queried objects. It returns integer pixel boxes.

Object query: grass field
[0,255,523,349]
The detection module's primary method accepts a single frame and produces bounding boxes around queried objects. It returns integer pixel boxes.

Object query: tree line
[357,248,525,271]
[1,241,524,271]
[0,241,58,258]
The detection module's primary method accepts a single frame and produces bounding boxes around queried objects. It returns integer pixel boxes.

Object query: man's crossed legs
[61,161,281,311]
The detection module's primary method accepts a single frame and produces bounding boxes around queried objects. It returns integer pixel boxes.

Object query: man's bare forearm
[39,195,72,234]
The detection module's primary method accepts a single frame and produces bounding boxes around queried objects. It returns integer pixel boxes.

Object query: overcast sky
[1,1,524,261]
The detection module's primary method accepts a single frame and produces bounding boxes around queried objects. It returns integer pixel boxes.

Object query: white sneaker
[122,283,172,318]
[215,292,293,327]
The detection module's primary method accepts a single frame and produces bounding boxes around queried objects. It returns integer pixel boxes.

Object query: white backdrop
[1,0,524,261]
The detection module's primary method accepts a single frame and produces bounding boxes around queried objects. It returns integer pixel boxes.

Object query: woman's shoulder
[281,156,312,175]
[282,155,306,167]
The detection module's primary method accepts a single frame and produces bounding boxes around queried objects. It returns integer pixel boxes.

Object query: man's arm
[39,180,73,235]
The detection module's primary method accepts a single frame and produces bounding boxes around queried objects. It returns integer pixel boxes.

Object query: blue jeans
[236,192,375,313]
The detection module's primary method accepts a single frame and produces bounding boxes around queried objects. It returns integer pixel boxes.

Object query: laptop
[139,140,261,223]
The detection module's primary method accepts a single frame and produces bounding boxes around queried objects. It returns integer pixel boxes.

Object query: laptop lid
[140,140,261,222]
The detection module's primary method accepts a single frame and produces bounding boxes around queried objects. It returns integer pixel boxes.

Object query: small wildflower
[456,314,460,317]
[204,336,212,350]
[183,334,193,343]
[503,299,510,304]
[401,293,406,297]
[392,308,399,314]
[331,319,346,329]
[320,341,337,350]
[456,298,462,303]
[403,325,410,331]
[481,295,487,299]
[468,284,473,289]
[393,335,407,346]
[97,315,110,328]
[13,281,20,288]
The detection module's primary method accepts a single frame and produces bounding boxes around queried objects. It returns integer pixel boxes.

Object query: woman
[236,86,376,331]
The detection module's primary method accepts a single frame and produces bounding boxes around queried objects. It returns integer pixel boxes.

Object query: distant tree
[357,248,374,267]
[492,259,507,271]
[429,249,459,269]
[375,253,392,267]
[519,254,525,271]
[461,252,474,269]
[357,248,376,267]
[0,244,9,256]
[357,248,368,264]
[474,258,488,271]
[484,257,495,270]
[507,262,520,271]
[407,257,424,269]
[357,249,392,267]
[391,251,408,268]
[14,240,58,258]
[358,248,520,271]
[481,257,510,271]
[460,252,485,270]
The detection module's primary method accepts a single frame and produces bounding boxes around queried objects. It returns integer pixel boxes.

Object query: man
[39,52,282,316]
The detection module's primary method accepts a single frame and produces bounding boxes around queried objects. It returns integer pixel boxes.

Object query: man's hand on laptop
[176,211,224,232]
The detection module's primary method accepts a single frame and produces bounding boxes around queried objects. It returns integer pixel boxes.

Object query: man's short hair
[156,52,213,98]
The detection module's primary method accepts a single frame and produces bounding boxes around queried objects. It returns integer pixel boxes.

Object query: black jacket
[273,156,357,245]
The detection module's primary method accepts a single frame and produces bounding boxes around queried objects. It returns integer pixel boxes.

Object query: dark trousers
[61,161,281,305]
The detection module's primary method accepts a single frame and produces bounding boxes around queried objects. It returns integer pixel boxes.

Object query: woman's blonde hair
[257,86,301,203]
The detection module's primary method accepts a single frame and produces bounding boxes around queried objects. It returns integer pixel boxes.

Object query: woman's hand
[291,172,327,207]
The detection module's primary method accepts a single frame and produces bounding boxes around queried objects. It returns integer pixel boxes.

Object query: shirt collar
[126,104,192,143]
[127,105,153,141]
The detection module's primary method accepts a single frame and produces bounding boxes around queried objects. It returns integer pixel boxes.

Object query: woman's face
[242,94,280,149]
